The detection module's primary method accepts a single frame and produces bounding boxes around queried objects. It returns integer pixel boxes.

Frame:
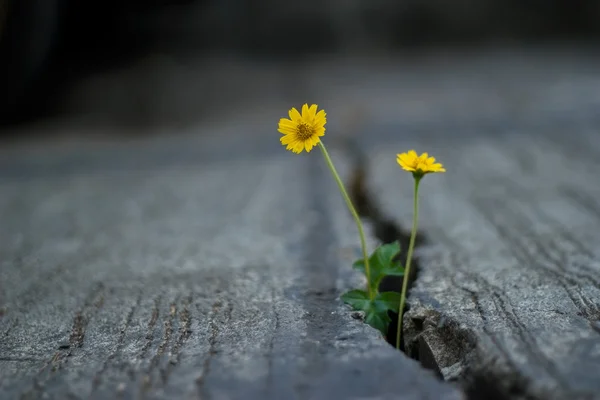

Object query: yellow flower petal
[279,118,296,128]
[278,125,297,135]
[301,104,310,117]
[289,107,301,121]
[280,134,295,144]
[315,109,326,123]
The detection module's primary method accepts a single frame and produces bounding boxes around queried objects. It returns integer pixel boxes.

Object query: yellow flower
[278,104,326,153]
[397,150,446,176]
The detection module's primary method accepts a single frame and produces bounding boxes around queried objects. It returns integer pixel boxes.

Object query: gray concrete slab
[363,128,600,400]
[0,132,461,399]
[4,47,600,400]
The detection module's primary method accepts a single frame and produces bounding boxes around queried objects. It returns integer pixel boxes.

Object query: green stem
[396,176,421,350]
[318,141,373,300]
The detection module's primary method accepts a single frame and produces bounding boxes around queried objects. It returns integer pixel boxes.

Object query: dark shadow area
[2,0,600,133]
[462,370,534,400]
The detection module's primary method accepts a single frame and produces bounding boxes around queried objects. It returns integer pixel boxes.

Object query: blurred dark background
[1,0,600,134]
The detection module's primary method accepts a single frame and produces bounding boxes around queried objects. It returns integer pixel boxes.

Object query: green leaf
[365,308,391,336]
[342,290,401,336]
[375,241,401,267]
[375,241,404,278]
[364,291,402,335]
[352,241,404,295]
[379,263,405,277]
[340,289,370,311]
[374,291,401,311]
[351,259,366,274]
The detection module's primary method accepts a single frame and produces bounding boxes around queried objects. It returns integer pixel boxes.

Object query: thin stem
[318,141,373,300]
[396,176,421,350]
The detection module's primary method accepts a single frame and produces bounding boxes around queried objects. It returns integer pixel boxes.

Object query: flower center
[296,123,314,140]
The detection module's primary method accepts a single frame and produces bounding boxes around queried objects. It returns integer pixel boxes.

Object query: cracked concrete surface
[0,124,461,399]
[3,48,600,399]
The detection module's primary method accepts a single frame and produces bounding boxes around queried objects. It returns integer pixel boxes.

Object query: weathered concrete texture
[0,135,462,399]
[364,129,600,399]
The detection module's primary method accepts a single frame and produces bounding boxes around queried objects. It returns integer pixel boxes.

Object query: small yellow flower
[278,104,326,153]
[397,150,446,176]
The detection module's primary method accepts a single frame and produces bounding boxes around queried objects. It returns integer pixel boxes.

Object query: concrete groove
[139,296,161,360]
[92,291,143,391]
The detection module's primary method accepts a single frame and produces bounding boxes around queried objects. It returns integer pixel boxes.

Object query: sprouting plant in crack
[276,105,445,342]
[340,241,405,336]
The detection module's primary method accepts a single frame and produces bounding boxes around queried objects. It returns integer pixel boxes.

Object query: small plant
[394,150,445,349]
[277,104,445,350]
[340,241,404,336]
